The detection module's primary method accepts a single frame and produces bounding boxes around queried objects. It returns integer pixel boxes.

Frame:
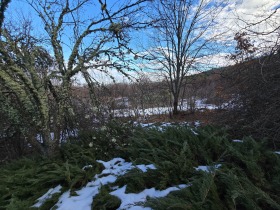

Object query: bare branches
[239,8,279,35]
[28,0,151,84]
[146,0,228,114]
[233,5,280,58]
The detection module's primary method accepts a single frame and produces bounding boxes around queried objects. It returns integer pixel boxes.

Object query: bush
[0,119,135,209]
[69,119,135,160]
[122,125,280,210]
[0,150,103,209]
[91,186,121,210]
[1,124,279,209]
[222,55,280,149]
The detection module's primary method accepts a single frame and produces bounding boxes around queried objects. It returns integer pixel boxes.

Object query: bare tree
[146,0,228,114]
[31,0,149,156]
[0,0,150,157]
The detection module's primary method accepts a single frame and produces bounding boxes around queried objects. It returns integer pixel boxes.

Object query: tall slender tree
[147,0,228,114]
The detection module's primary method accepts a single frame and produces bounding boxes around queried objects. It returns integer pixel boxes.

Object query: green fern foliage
[91,186,121,210]
[0,123,279,209]
[125,125,280,210]
[0,152,102,209]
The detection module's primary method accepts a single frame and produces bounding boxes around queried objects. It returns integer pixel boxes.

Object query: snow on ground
[36,130,77,143]
[113,106,172,118]
[194,121,200,127]
[134,122,173,128]
[135,122,201,136]
[113,99,222,118]
[136,122,155,127]
[32,124,230,210]
[111,184,189,210]
[135,122,191,129]
[34,158,187,210]
[191,128,199,135]
[195,164,222,172]
[232,139,243,143]
[32,185,62,208]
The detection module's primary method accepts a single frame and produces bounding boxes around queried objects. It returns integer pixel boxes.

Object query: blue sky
[4,0,280,83]
[5,1,130,52]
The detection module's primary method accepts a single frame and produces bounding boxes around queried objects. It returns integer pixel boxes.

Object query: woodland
[0,0,280,209]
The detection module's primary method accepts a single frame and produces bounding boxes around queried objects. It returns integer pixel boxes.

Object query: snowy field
[113,99,222,118]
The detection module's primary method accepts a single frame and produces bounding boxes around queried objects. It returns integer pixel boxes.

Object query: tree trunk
[45,140,59,158]
[41,127,59,158]
[173,99,179,115]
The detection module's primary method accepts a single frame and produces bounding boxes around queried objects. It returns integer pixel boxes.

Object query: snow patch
[191,128,199,135]
[111,184,189,210]
[114,99,220,118]
[35,158,189,209]
[195,164,222,172]
[32,185,62,208]
[232,139,243,143]
[136,122,155,127]
[194,121,200,127]
[136,164,156,172]
[53,158,157,210]
[82,165,93,170]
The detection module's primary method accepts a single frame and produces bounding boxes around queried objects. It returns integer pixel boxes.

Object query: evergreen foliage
[124,125,228,190]
[125,125,280,209]
[71,119,135,161]
[0,120,133,209]
[0,152,103,209]
[115,168,161,193]
[91,186,121,210]
[0,124,279,209]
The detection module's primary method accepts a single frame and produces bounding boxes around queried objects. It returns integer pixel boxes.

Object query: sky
[4,0,280,83]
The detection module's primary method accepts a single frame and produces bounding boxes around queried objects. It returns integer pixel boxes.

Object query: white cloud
[238,0,277,10]
[219,0,280,40]
[136,1,280,81]
[194,0,280,63]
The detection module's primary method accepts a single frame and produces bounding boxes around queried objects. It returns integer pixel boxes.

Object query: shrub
[122,125,280,209]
